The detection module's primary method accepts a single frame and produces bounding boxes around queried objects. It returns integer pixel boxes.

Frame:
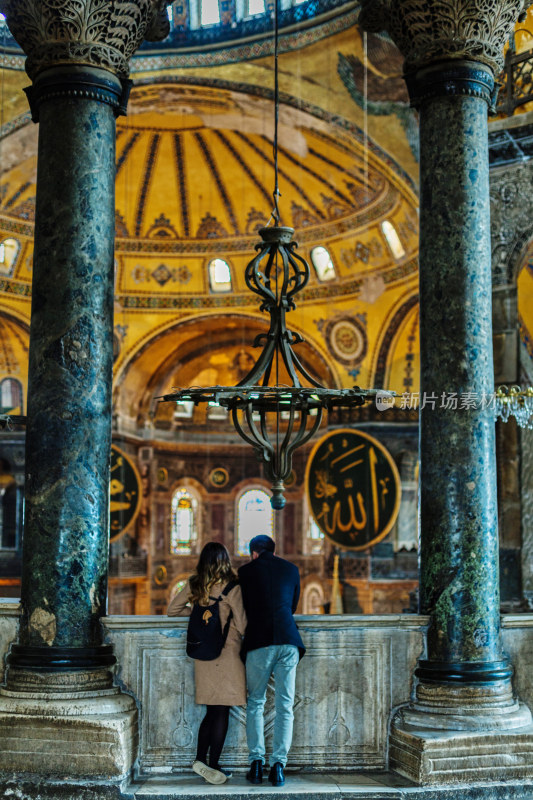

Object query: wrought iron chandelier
[159,1,382,509]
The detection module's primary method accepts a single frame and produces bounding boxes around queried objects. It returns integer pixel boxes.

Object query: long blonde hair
[189,542,237,605]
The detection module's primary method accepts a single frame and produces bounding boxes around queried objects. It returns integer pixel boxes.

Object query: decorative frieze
[360,0,527,75]
[0,0,171,79]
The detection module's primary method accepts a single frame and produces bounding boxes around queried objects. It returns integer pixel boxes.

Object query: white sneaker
[192,760,228,785]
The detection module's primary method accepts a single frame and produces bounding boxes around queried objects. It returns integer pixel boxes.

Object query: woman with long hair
[168,541,246,785]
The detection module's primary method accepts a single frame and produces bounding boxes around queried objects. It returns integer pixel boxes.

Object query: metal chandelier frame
[159,0,381,509]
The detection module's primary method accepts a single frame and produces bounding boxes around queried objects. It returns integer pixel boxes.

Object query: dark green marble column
[7,67,127,676]
[411,62,511,686]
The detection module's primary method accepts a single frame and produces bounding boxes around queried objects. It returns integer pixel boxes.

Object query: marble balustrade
[1,603,533,775]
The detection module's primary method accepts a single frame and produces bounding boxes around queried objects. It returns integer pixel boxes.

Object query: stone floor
[129,773,533,800]
[3,773,533,800]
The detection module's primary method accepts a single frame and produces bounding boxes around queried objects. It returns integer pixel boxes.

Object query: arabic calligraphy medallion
[109,444,142,542]
[306,429,400,550]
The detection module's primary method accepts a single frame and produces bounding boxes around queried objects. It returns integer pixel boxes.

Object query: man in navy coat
[238,534,305,787]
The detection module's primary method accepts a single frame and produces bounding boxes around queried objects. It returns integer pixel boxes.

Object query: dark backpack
[186,580,237,661]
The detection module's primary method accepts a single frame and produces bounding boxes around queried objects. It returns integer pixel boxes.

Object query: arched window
[201,0,220,25]
[0,238,20,275]
[0,378,23,414]
[381,220,405,259]
[208,258,232,292]
[236,488,273,556]
[310,246,336,281]
[307,516,324,555]
[207,401,228,420]
[170,487,198,555]
[174,400,194,419]
[247,0,265,14]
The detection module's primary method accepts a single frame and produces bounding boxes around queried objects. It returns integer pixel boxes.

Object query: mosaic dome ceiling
[0,83,416,251]
[114,84,391,245]
[0,83,419,307]
[0,80,420,422]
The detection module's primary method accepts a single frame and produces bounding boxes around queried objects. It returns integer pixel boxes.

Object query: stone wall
[0,601,18,685]
[105,614,427,774]
[1,606,533,774]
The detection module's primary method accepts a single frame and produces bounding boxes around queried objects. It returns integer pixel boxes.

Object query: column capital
[360,0,527,76]
[0,0,171,80]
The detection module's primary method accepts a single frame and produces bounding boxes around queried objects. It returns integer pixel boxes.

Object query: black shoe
[268,762,285,786]
[246,759,263,784]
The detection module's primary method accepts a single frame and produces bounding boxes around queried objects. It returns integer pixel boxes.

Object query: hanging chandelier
[159,1,384,510]
[494,385,533,429]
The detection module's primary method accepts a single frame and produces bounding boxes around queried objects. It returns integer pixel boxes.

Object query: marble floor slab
[130,773,533,800]
[132,773,404,799]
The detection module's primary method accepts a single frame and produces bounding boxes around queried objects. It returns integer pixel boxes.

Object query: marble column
[10,65,120,678]
[361,0,533,785]
[0,0,169,782]
[414,59,509,687]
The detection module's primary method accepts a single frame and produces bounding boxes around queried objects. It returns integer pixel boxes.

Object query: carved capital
[0,0,171,80]
[360,0,527,75]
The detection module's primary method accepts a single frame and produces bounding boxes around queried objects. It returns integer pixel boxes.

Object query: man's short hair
[249,535,275,555]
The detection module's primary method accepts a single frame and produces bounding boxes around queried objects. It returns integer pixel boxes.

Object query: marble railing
[2,604,533,774]
[105,614,427,774]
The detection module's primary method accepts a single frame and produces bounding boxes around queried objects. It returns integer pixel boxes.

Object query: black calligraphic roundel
[109,444,142,542]
[305,429,400,551]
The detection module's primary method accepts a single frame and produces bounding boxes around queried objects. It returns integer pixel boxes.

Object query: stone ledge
[389,722,533,785]
[102,614,431,631]
[0,599,20,616]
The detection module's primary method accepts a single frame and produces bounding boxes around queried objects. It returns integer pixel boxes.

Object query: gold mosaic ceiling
[114,84,391,245]
[0,81,421,415]
[0,84,418,267]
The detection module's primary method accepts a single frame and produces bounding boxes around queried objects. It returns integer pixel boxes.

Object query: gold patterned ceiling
[0,83,417,255]
[0,78,420,422]
[114,84,391,245]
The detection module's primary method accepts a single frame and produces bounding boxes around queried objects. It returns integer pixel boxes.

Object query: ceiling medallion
[326,316,368,366]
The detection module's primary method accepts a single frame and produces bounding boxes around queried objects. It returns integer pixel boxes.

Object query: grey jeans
[245,644,300,767]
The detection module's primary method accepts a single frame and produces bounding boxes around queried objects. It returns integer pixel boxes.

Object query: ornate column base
[390,681,533,784]
[0,671,137,780]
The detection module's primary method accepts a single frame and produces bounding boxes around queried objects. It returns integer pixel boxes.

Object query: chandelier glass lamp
[494,385,533,429]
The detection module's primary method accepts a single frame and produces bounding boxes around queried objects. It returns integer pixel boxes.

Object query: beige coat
[168,579,247,706]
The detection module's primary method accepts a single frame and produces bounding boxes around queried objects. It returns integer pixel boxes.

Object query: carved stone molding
[490,158,533,286]
[360,0,527,75]
[0,0,171,80]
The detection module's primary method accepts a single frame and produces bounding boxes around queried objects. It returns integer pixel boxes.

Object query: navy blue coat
[238,551,305,659]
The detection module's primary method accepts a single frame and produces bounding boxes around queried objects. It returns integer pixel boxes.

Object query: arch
[517,242,533,372]
[235,484,273,557]
[302,579,325,615]
[490,161,533,288]
[0,307,30,332]
[113,312,340,430]
[0,377,23,414]
[170,482,202,556]
[383,304,419,395]
[372,293,419,389]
